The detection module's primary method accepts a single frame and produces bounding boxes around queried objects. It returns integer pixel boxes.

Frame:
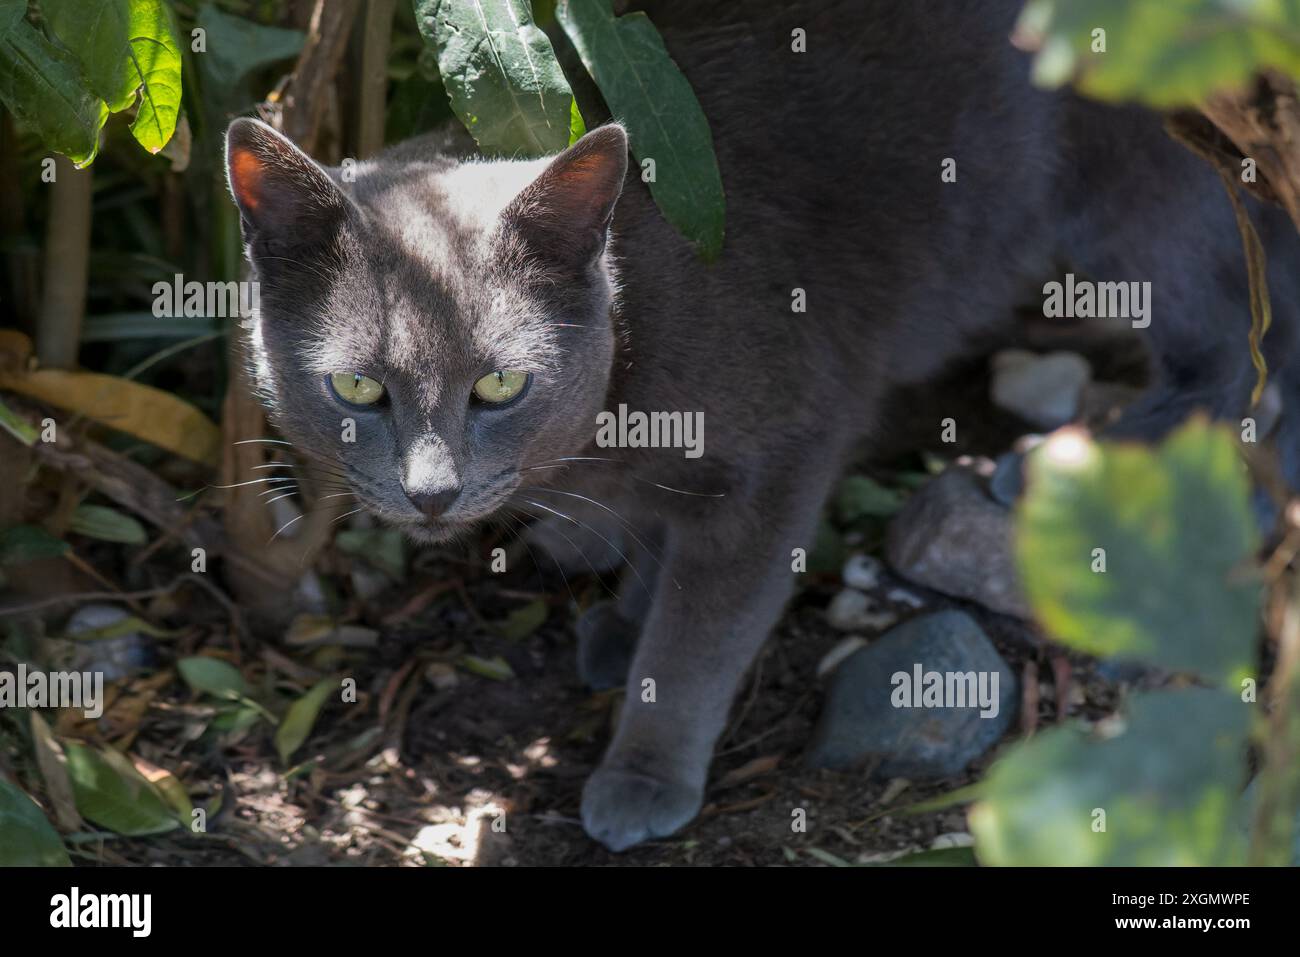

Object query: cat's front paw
[580,765,703,852]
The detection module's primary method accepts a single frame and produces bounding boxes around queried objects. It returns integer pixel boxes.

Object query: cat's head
[224,118,628,542]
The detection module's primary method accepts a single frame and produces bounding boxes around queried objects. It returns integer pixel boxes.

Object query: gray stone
[842,553,882,590]
[990,349,1090,429]
[808,610,1018,777]
[825,588,897,632]
[988,451,1025,508]
[886,466,1030,618]
[63,603,155,682]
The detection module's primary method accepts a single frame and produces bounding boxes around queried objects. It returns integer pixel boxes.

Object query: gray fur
[229,0,1300,851]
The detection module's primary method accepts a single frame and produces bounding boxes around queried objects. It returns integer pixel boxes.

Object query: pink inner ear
[230,148,266,211]
[558,154,617,213]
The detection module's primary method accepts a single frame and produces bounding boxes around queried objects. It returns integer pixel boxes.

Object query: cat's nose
[407,486,460,519]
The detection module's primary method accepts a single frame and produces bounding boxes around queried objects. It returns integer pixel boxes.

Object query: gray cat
[226,0,1300,851]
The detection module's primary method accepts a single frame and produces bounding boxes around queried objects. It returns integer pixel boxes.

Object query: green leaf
[970,688,1251,866]
[41,0,131,109]
[556,0,725,259]
[0,1,25,34]
[1016,419,1259,684]
[81,312,222,342]
[43,0,184,153]
[0,778,71,866]
[836,475,906,523]
[457,653,515,681]
[1016,0,1300,107]
[0,13,108,166]
[414,0,576,157]
[120,0,183,153]
[62,741,179,836]
[568,96,586,145]
[0,394,38,446]
[209,703,263,734]
[495,599,549,640]
[0,524,69,565]
[880,846,978,867]
[63,614,178,641]
[194,3,304,122]
[69,503,148,545]
[275,678,335,764]
[177,656,250,700]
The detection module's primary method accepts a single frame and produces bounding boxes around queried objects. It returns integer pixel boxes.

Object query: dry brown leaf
[716,753,782,790]
[0,360,219,465]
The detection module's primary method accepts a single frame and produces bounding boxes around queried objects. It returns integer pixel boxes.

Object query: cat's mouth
[350,480,519,544]
[404,518,465,543]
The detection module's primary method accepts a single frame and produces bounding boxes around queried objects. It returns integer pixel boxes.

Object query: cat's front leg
[579,485,827,851]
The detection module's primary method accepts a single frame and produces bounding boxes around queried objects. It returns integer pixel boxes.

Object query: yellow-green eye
[473,370,530,404]
[329,372,385,406]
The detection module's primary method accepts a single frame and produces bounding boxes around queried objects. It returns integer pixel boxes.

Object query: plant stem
[356,0,396,158]
[36,155,93,370]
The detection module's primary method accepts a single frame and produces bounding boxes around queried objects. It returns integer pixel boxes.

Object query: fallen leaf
[62,741,179,836]
[129,754,193,819]
[276,678,336,764]
[456,654,515,681]
[716,754,781,790]
[494,599,549,641]
[0,779,70,866]
[30,712,82,831]
[177,656,249,700]
[0,364,220,465]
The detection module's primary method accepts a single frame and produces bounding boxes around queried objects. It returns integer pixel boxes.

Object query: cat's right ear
[225,118,350,256]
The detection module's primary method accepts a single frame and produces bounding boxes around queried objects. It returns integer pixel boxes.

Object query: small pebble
[842,553,882,590]
[826,588,898,632]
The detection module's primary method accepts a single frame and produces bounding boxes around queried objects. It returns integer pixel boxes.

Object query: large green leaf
[0,779,71,867]
[1017,0,1300,107]
[0,0,24,33]
[414,0,576,157]
[557,0,725,259]
[119,0,183,152]
[62,742,179,836]
[43,0,183,153]
[41,0,131,109]
[0,7,107,166]
[1016,419,1260,684]
[970,689,1251,866]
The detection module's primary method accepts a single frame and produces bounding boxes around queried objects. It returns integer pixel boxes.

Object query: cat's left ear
[501,124,629,271]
